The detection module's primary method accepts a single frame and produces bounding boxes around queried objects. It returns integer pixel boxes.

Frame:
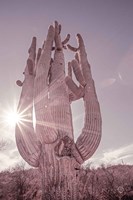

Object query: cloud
[0,137,22,171]
[101,144,133,163]
[86,143,133,168]
[0,150,22,171]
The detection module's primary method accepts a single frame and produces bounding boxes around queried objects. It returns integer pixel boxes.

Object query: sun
[1,100,35,129]
[5,111,21,127]
[2,105,24,128]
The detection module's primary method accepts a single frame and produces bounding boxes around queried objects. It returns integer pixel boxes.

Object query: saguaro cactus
[15,22,102,200]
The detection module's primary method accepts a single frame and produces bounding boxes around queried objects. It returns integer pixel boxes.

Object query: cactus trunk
[39,144,79,200]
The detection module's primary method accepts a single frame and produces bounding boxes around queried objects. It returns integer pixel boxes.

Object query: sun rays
[0,100,33,130]
[5,111,22,127]
[2,108,27,129]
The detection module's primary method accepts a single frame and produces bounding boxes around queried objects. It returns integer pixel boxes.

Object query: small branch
[67,44,79,52]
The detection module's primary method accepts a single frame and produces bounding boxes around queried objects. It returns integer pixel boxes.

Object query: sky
[0,0,133,171]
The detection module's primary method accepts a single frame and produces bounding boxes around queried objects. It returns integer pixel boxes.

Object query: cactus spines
[15,21,102,199]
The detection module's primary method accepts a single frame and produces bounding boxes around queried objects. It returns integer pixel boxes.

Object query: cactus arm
[15,37,40,167]
[33,25,59,144]
[65,59,86,102]
[66,34,102,161]
[49,21,74,139]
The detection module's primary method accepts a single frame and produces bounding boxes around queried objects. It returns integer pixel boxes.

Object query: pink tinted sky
[0,0,133,170]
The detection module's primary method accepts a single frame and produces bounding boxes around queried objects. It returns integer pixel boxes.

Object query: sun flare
[0,101,25,129]
[1,100,36,129]
[5,111,21,127]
